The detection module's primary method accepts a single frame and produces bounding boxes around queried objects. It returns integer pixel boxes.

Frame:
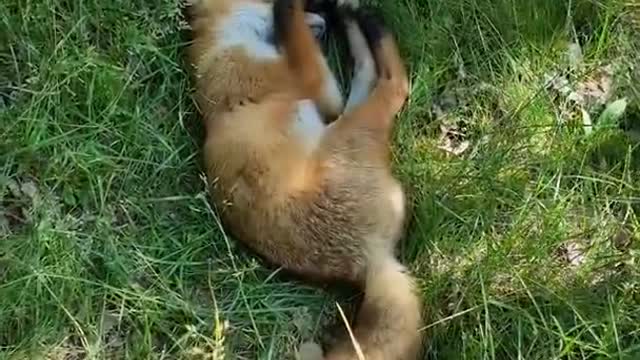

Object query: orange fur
[186,0,424,358]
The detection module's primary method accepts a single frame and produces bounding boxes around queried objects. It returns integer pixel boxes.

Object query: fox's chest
[215,2,279,60]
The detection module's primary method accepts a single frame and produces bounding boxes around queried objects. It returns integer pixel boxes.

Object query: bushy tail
[299,257,423,360]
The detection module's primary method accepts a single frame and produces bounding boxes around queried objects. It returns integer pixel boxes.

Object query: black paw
[353,7,388,49]
[304,0,337,14]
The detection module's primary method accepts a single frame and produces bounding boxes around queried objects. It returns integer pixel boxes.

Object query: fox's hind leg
[339,4,377,113]
[299,10,413,360]
[300,0,376,117]
[318,8,408,157]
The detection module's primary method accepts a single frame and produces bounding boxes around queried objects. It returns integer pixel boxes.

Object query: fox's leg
[299,14,412,360]
[299,0,375,116]
[319,10,409,160]
[274,0,344,121]
[339,5,377,113]
[304,10,345,123]
[303,8,343,117]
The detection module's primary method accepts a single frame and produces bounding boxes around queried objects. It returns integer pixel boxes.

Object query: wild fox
[186,0,423,358]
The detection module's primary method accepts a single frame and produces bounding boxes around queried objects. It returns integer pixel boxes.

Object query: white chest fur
[214,3,327,151]
[215,2,279,60]
[293,100,326,151]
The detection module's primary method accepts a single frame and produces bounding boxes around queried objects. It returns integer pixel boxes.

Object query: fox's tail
[299,257,423,360]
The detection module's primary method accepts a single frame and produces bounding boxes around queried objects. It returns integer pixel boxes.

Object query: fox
[185,0,423,358]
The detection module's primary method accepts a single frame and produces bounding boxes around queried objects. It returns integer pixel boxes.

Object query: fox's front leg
[274,0,344,121]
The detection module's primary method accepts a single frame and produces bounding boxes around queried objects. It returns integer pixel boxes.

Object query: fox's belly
[291,99,326,153]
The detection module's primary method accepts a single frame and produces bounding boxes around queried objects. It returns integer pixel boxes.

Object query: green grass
[1,0,639,358]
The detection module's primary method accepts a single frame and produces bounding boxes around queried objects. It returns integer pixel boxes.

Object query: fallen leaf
[612,228,632,251]
[6,179,21,198]
[567,90,585,104]
[545,49,617,132]
[437,123,471,156]
[292,306,313,337]
[101,311,120,335]
[596,97,628,130]
[563,241,586,267]
[581,108,593,135]
[45,338,85,360]
[20,181,37,200]
[544,73,572,95]
[566,42,584,70]
[438,138,470,156]
[575,65,614,107]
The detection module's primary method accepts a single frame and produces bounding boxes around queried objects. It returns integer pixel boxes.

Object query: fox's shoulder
[187,0,295,116]
[188,0,279,69]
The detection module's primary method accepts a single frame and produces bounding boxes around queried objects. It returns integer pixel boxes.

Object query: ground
[1,0,639,359]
